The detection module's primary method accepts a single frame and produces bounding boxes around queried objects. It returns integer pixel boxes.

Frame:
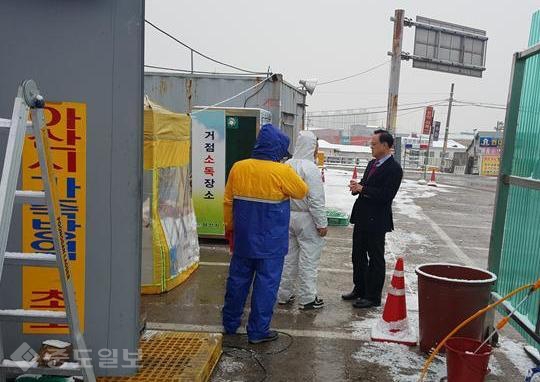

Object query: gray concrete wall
[0,0,144,376]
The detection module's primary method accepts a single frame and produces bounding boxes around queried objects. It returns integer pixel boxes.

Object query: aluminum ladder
[0,80,96,381]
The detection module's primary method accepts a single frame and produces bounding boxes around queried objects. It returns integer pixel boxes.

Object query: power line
[369,108,423,124]
[316,90,450,95]
[308,100,447,116]
[360,102,447,124]
[308,103,447,118]
[453,99,506,108]
[398,107,431,118]
[318,60,390,86]
[244,79,269,107]
[453,102,540,118]
[191,75,274,114]
[452,102,506,110]
[144,64,269,77]
[145,19,268,75]
[308,102,447,130]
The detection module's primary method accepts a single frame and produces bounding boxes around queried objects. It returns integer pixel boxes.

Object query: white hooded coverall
[278,131,327,305]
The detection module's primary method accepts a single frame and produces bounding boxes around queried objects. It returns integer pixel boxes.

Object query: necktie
[367,161,380,179]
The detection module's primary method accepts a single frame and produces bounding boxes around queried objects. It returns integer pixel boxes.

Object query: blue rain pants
[222,255,285,341]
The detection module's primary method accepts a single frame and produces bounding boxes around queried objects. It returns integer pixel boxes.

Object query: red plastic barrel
[445,337,492,382]
[415,263,497,353]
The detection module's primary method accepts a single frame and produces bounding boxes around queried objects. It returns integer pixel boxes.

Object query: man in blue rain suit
[222,124,308,344]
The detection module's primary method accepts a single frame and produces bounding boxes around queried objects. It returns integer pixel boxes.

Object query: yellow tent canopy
[144,99,190,170]
[142,98,199,294]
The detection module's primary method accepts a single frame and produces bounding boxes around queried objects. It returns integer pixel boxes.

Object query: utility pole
[440,83,454,171]
[386,9,405,136]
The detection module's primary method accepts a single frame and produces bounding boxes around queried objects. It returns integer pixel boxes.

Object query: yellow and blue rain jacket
[224,124,308,258]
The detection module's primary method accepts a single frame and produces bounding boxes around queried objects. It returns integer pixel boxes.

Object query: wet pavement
[142,170,535,381]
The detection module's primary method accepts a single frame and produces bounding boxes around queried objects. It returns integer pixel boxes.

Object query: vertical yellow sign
[22,102,86,334]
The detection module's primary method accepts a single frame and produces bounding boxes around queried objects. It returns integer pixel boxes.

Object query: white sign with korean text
[191,110,226,236]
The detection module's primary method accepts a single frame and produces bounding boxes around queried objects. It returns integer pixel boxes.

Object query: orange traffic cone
[352,165,358,180]
[371,257,417,346]
[427,169,437,187]
[321,167,325,183]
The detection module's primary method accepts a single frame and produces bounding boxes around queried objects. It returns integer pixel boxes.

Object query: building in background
[401,135,466,170]
[307,108,370,130]
[311,128,341,144]
[449,132,477,147]
[307,108,384,146]
[466,129,503,176]
[311,123,380,145]
[318,139,372,167]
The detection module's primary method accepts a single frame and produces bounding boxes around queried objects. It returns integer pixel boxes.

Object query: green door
[225,115,257,180]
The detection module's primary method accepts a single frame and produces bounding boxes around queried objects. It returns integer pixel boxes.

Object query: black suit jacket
[349,156,403,233]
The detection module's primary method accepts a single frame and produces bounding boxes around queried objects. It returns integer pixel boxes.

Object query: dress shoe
[353,298,381,309]
[341,291,362,301]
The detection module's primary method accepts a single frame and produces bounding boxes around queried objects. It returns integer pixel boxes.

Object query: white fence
[325,156,369,168]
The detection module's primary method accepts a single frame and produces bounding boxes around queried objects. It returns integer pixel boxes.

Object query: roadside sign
[422,106,434,135]
[433,121,441,141]
[412,16,487,78]
[479,136,502,147]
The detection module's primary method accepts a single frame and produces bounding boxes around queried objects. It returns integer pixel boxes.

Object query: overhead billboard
[412,16,487,78]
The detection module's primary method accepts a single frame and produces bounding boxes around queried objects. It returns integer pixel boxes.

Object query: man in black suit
[342,129,403,309]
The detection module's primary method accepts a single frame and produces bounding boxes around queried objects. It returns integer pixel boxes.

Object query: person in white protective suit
[278,131,328,310]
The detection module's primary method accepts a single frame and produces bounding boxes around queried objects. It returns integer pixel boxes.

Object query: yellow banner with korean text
[22,102,86,334]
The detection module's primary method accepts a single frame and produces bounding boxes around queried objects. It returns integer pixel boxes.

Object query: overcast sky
[145,1,539,135]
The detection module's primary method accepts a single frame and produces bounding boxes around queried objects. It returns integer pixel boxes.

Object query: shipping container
[144,72,307,151]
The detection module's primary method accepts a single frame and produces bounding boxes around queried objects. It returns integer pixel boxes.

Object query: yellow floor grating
[98,330,222,382]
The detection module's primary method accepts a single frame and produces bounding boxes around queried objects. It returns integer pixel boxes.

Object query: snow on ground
[349,315,380,340]
[324,168,535,379]
[386,228,431,260]
[216,357,245,374]
[324,169,357,214]
[393,179,455,220]
[324,169,450,221]
[350,332,508,381]
[497,338,536,376]
[212,355,248,382]
[352,341,446,382]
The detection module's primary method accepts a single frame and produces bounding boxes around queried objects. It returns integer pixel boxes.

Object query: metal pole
[440,83,454,170]
[191,49,194,74]
[488,52,525,278]
[302,92,307,131]
[424,119,434,180]
[386,9,405,136]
